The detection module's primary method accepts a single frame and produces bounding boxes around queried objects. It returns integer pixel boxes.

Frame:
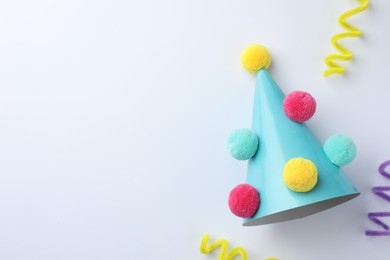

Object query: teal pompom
[324,134,356,167]
[228,129,259,160]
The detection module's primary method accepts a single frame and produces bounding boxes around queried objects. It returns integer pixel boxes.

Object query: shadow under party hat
[227,44,359,226]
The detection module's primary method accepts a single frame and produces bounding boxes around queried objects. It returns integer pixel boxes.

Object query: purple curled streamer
[372,186,390,202]
[378,160,390,179]
[365,161,390,236]
[365,212,390,236]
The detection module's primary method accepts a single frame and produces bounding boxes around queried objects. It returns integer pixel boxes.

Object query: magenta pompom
[283,91,316,123]
[228,184,260,218]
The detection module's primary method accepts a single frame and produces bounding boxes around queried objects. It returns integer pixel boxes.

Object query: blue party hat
[242,69,359,226]
[228,45,359,226]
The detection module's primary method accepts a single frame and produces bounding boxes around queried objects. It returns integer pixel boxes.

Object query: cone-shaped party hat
[227,44,359,226]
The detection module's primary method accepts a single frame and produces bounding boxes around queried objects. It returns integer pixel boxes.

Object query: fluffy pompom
[324,135,356,167]
[241,44,271,73]
[283,158,318,192]
[228,184,260,218]
[227,128,259,160]
[283,91,316,123]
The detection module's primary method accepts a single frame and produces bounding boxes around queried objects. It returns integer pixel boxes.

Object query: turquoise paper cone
[243,69,360,226]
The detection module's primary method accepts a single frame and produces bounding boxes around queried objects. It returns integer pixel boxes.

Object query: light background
[0,0,388,259]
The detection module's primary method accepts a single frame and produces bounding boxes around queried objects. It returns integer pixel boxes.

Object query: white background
[0,0,389,259]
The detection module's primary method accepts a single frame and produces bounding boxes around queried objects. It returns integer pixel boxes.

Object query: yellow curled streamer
[323,0,369,77]
[200,234,247,260]
[200,234,278,260]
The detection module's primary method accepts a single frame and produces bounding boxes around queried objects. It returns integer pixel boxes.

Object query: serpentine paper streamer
[323,0,369,77]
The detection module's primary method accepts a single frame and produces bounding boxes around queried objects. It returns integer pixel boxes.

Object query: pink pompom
[283,91,316,123]
[228,184,260,218]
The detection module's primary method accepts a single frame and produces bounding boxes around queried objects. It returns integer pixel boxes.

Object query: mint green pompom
[324,135,356,167]
[228,129,259,160]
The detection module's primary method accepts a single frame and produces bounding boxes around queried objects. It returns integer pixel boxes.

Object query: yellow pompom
[283,158,318,192]
[241,44,271,73]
